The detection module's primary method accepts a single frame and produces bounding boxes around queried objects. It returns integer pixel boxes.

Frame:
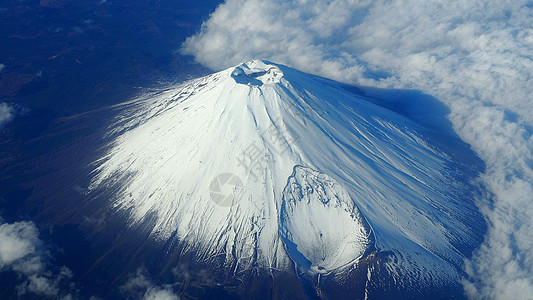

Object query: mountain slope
[89,60,485,297]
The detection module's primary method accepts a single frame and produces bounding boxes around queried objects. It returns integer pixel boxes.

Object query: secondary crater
[279,165,374,274]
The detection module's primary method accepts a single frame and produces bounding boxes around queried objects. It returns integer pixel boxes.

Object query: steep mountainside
[89,60,485,298]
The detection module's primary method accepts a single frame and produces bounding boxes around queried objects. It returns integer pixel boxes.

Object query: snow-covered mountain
[89,60,485,298]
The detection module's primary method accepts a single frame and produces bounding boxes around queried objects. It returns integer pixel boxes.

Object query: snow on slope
[280,165,373,274]
[89,60,484,289]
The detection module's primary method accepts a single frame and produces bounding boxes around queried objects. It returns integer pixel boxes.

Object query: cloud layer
[182,0,533,298]
[1,220,182,299]
[0,220,74,298]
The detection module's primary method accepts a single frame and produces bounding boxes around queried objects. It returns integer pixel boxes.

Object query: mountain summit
[89,60,485,298]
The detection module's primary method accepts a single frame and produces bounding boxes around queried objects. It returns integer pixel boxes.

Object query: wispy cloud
[182,1,533,298]
[0,102,15,128]
[121,268,179,300]
[0,220,75,298]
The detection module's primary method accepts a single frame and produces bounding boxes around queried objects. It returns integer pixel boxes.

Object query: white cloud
[0,220,74,298]
[0,221,43,269]
[121,268,179,300]
[143,287,179,300]
[0,63,5,72]
[183,0,533,298]
[0,102,15,128]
